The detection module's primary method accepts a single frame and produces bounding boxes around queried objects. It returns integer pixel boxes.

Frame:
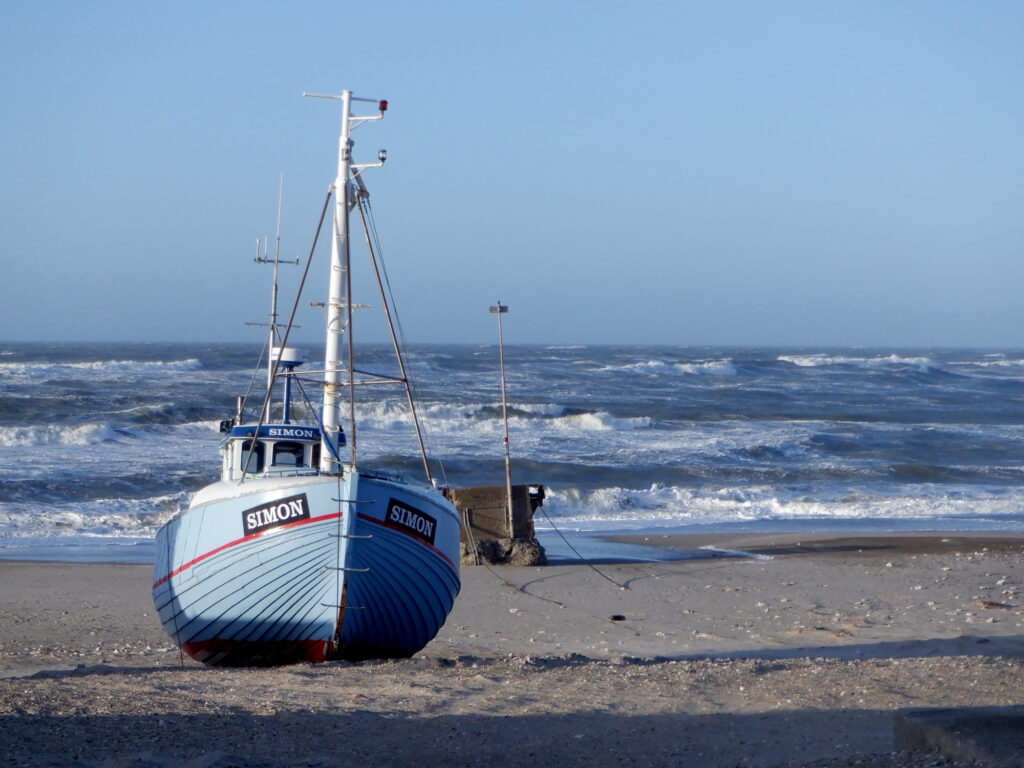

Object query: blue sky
[2,1,1023,346]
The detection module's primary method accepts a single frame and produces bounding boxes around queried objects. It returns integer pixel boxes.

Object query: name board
[229,425,320,440]
[386,498,437,545]
[264,426,318,440]
[242,493,311,536]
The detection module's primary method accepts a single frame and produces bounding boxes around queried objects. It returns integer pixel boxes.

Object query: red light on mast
[379,100,388,112]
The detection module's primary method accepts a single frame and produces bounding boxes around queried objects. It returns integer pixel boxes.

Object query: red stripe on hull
[182,637,336,667]
[153,511,344,589]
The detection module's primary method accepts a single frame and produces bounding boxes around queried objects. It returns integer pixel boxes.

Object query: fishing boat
[152,91,461,666]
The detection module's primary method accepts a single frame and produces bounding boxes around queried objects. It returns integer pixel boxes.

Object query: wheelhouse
[221,424,323,481]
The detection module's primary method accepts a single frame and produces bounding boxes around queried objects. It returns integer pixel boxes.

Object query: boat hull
[153,471,461,666]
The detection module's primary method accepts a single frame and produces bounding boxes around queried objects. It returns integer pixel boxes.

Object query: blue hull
[153,471,461,666]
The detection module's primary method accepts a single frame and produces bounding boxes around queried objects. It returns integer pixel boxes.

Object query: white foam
[675,359,738,376]
[537,483,1024,532]
[0,358,202,379]
[0,422,121,447]
[596,359,677,374]
[356,400,415,431]
[361,399,654,442]
[778,353,934,371]
[0,492,190,543]
[552,411,651,431]
[959,358,1024,371]
[700,545,774,561]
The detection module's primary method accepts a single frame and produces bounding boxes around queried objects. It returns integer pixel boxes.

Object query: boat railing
[261,467,321,479]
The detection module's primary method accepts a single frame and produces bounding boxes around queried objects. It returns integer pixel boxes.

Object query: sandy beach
[3,532,1024,767]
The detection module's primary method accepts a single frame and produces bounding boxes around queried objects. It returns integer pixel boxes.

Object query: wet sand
[2,532,1023,767]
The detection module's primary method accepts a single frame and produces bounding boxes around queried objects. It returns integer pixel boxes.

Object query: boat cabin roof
[225,424,321,442]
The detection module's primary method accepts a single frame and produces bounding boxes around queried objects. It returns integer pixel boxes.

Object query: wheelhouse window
[241,441,265,473]
[272,441,305,467]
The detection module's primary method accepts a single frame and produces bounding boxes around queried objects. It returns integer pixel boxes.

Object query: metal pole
[490,302,513,537]
[319,90,352,472]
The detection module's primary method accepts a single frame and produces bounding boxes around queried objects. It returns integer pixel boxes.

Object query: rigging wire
[356,196,433,479]
[238,334,273,422]
[292,376,320,426]
[359,196,449,485]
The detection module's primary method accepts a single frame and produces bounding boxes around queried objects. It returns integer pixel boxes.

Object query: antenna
[248,174,301,414]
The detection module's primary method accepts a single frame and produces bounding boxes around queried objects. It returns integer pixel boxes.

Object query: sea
[2,342,1024,564]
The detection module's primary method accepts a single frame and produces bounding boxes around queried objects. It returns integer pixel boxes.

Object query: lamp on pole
[489,301,514,537]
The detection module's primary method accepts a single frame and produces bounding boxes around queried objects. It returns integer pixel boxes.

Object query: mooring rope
[536,504,628,590]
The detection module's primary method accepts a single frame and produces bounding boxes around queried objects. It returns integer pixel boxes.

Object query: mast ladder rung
[321,603,366,610]
[336,566,371,573]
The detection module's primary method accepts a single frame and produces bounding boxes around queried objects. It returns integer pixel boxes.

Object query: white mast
[322,89,352,472]
[304,90,386,473]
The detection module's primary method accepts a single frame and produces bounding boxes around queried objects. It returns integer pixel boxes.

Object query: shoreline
[3,531,1023,766]
[8,526,1024,567]
[603,529,1024,557]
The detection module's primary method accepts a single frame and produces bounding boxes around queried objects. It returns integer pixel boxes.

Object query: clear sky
[2,1,1023,347]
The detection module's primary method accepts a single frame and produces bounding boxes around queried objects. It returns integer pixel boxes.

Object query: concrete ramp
[895,706,1024,766]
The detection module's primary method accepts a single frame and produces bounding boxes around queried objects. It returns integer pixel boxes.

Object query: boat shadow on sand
[17,624,1024,679]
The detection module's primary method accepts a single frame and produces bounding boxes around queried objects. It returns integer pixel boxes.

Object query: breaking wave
[0,492,190,542]
[675,359,738,376]
[0,358,202,378]
[551,411,651,431]
[540,484,1024,531]
[778,353,934,371]
[595,358,737,377]
[0,422,123,447]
